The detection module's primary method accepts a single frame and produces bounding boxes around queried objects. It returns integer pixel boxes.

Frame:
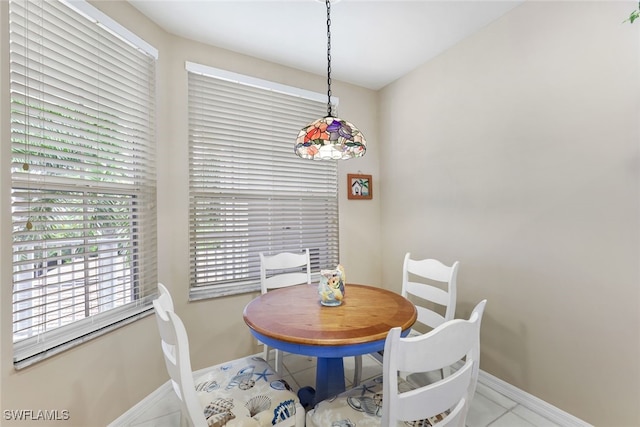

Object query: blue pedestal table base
[250,329,411,408]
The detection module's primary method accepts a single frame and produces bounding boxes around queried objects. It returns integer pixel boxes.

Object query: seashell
[206,411,235,427]
[270,379,293,391]
[238,378,255,390]
[250,355,267,364]
[204,397,234,417]
[347,396,380,416]
[347,396,362,410]
[237,365,255,376]
[245,395,271,417]
[204,397,235,426]
[226,365,255,390]
[271,399,296,424]
[196,380,220,392]
[373,392,383,407]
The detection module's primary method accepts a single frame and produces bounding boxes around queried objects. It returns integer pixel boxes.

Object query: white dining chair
[402,252,459,333]
[259,249,311,373]
[403,252,460,383]
[153,283,305,427]
[353,252,459,386]
[305,299,487,427]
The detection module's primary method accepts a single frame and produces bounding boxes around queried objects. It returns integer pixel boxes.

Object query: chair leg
[275,349,284,374]
[264,344,284,374]
[353,355,362,386]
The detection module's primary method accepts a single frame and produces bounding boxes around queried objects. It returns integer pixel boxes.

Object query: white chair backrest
[382,300,487,427]
[402,252,459,330]
[260,249,311,294]
[153,284,207,427]
[157,282,174,311]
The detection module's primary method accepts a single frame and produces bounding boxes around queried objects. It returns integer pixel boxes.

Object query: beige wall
[0,1,379,426]
[379,1,640,426]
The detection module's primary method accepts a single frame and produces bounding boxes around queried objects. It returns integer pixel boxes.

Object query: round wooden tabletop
[243,283,417,347]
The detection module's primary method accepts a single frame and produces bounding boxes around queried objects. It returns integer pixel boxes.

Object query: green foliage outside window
[625,2,640,23]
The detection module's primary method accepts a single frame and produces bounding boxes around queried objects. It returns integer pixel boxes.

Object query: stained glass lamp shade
[295,116,366,160]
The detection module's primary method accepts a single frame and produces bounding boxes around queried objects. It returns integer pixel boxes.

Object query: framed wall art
[347,174,372,200]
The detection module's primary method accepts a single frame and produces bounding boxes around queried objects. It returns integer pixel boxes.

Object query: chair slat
[397,360,473,421]
[405,281,449,305]
[398,319,479,373]
[402,253,459,330]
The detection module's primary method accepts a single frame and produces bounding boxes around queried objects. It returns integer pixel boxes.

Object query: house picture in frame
[348,174,372,200]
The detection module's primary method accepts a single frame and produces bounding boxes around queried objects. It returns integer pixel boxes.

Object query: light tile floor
[117,352,562,427]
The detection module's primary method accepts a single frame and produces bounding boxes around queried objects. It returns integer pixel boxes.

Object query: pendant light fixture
[295,0,366,160]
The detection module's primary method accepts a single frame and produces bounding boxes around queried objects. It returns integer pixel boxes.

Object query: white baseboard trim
[107,380,173,426]
[477,369,592,427]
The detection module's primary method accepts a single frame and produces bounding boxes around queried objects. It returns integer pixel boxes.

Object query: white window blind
[187,64,339,299]
[9,0,158,367]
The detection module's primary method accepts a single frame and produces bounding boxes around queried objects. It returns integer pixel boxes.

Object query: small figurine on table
[318,265,346,306]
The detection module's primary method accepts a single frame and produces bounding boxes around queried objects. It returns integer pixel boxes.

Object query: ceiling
[128,0,524,90]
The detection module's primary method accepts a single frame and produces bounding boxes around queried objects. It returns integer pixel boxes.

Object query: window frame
[186,62,340,300]
[8,0,158,368]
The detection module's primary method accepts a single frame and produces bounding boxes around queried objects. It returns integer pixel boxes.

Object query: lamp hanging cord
[326,0,333,117]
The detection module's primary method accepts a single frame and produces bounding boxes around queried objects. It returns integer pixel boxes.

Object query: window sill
[14,306,154,370]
